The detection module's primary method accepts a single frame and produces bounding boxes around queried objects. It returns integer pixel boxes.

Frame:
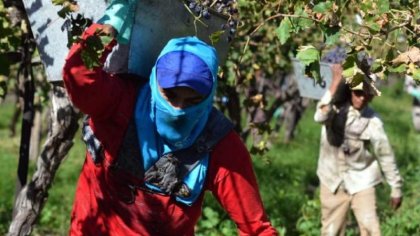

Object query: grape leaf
[370,60,383,73]
[294,9,312,30]
[387,64,406,73]
[209,30,225,45]
[81,50,101,69]
[296,45,320,66]
[57,6,71,18]
[367,21,381,33]
[313,1,333,14]
[412,68,420,81]
[52,0,68,5]
[323,26,340,45]
[342,56,358,79]
[377,0,390,14]
[346,69,365,88]
[276,18,292,45]
[308,61,321,83]
[100,35,114,46]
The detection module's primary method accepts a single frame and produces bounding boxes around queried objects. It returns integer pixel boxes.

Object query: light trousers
[320,184,381,236]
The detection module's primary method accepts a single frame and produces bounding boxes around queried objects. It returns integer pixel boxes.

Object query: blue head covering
[156,51,213,96]
[134,36,219,205]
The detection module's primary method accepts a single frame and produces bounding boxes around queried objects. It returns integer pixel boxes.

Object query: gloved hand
[98,0,137,44]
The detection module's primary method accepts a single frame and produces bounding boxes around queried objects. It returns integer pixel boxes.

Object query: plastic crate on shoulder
[23,0,232,82]
[291,58,333,100]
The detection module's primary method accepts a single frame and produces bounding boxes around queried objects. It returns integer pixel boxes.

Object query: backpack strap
[114,120,144,179]
[82,116,103,164]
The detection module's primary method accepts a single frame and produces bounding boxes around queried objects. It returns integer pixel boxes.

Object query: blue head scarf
[134,36,218,205]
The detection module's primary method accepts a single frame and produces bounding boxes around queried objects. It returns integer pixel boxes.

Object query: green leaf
[0,54,10,76]
[324,26,341,45]
[342,66,355,79]
[276,18,292,45]
[342,56,357,79]
[313,1,333,14]
[296,45,320,66]
[52,0,68,5]
[86,34,104,52]
[387,64,406,73]
[100,35,114,46]
[377,0,390,14]
[81,50,101,70]
[412,68,420,81]
[308,61,321,83]
[367,22,381,33]
[348,70,365,88]
[201,207,220,228]
[292,8,312,31]
[370,60,383,73]
[209,30,224,45]
[57,7,69,18]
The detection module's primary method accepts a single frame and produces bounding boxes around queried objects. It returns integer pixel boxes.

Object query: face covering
[134,36,219,205]
[150,73,211,148]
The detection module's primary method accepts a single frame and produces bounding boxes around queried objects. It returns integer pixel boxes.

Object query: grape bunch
[321,46,347,64]
[185,0,239,41]
[356,51,374,73]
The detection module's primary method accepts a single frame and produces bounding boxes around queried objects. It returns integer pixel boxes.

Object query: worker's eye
[162,89,176,100]
[186,97,204,105]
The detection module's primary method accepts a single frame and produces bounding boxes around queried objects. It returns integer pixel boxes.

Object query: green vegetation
[1,80,420,235]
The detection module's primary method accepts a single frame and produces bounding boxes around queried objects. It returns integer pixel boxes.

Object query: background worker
[314,64,403,236]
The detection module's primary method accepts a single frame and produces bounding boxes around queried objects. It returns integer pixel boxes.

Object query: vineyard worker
[62,23,278,236]
[314,64,403,236]
[404,75,420,132]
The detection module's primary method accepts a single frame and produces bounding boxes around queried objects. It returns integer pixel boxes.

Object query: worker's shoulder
[364,106,384,127]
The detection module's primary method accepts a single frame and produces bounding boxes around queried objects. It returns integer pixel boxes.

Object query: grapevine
[184,0,239,41]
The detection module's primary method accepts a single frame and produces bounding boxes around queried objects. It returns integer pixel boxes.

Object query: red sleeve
[62,23,128,119]
[208,131,278,236]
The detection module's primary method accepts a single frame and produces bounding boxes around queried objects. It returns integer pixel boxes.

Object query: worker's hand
[97,0,137,44]
[329,64,343,96]
[390,197,402,210]
[100,24,117,38]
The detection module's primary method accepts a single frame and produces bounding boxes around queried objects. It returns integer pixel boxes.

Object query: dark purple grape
[202,8,211,19]
[366,57,373,66]
[188,2,196,9]
[184,0,239,42]
[357,51,366,62]
[322,46,347,63]
[194,5,202,14]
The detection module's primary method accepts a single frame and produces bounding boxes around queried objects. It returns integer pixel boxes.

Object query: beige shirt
[314,91,403,198]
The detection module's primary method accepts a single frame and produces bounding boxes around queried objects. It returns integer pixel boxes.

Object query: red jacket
[63,24,278,236]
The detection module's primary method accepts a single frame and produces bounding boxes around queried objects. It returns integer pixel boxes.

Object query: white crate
[291,58,333,100]
[23,0,107,81]
[23,0,230,82]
